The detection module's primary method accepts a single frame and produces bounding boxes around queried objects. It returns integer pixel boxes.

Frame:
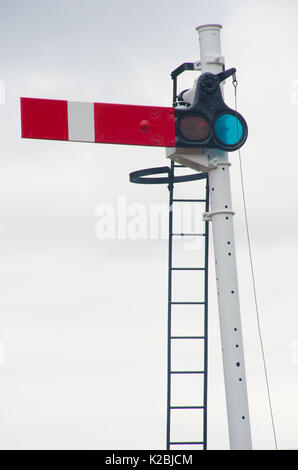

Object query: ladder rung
[170,371,205,374]
[172,200,206,204]
[171,267,205,271]
[170,406,204,410]
[172,233,205,237]
[171,302,205,305]
[170,441,204,445]
[170,336,205,340]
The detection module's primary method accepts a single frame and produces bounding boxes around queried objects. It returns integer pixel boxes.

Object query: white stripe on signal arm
[67,101,95,142]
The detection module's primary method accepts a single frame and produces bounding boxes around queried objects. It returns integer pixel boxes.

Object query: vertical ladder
[166,160,209,450]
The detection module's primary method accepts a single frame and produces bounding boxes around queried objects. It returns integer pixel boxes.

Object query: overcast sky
[0,0,298,450]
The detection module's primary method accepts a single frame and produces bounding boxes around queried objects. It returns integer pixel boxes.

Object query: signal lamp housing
[174,68,248,152]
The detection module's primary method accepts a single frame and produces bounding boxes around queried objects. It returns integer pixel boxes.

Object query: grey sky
[0,0,297,450]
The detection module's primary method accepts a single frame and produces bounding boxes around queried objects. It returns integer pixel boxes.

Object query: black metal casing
[174,68,248,151]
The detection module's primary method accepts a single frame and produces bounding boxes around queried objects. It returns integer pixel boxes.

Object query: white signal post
[197,23,252,450]
[167,24,252,450]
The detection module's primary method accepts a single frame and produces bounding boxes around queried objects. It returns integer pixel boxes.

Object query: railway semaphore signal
[20,23,252,451]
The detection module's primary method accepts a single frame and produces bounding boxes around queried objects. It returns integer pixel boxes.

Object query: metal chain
[232,72,239,113]
[232,75,278,450]
[232,72,238,90]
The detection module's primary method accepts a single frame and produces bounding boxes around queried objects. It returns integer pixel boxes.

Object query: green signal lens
[214,114,243,146]
[178,115,210,142]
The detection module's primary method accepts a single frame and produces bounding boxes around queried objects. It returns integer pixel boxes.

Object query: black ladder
[166,161,209,450]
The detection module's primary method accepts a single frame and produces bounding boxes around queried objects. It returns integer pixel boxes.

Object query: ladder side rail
[166,160,174,450]
[203,176,210,450]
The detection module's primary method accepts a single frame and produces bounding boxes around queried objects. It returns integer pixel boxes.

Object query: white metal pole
[196,24,252,450]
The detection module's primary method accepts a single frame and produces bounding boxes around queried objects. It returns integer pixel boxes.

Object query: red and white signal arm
[20,97,176,148]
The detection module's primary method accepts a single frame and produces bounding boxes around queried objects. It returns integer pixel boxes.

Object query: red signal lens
[178,115,210,142]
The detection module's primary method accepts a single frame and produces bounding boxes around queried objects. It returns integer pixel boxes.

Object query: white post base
[207,161,252,450]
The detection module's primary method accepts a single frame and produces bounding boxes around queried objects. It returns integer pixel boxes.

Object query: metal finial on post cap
[196,24,225,74]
